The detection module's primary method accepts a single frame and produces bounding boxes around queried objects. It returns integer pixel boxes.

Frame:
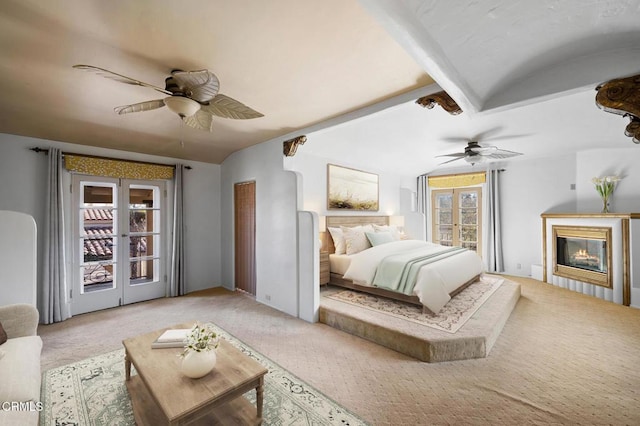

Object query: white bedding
[329,254,351,276]
[342,240,484,313]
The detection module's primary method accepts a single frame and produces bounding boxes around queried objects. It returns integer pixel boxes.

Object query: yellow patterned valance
[64,155,174,180]
[428,172,486,188]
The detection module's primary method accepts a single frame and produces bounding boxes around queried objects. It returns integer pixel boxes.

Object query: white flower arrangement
[592,175,621,199]
[180,322,220,357]
[592,175,621,213]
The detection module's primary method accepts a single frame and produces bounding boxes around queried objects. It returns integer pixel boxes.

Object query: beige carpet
[39,275,640,425]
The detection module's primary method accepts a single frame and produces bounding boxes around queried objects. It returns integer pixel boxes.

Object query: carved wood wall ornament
[283,135,307,157]
[416,91,462,115]
[595,73,640,144]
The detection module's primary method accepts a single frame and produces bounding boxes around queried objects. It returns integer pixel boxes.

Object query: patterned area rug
[326,274,504,333]
[40,325,368,425]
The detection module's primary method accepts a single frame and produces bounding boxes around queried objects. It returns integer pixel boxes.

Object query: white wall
[220,138,301,317]
[500,154,577,276]
[0,133,222,308]
[284,150,423,235]
[576,148,640,213]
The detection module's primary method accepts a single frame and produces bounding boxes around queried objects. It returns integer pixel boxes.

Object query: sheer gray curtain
[486,169,504,272]
[170,164,185,296]
[41,148,71,324]
[417,175,428,240]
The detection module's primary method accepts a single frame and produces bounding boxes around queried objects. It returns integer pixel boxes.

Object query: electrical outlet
[265,294,271,301]
[517,263,522,269]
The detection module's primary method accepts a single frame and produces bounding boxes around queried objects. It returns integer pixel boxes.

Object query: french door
[71,175,166,315]
[432,187,482,255]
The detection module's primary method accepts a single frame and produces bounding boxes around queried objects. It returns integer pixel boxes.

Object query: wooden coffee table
[122,322,268,425]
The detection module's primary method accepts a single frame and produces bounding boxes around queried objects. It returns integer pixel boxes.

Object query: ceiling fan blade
[441,136,468,143]
[202,94,264,119]
[73,65,171,96]
[439,156,466,165]
[182,110,214,132]
[481,133,530,142]
[435,152,466,158]
[470,126,503,141]
[483,149,523,159]
[473,146,498,153]
[114,99,166,115]
[171,70,220,103]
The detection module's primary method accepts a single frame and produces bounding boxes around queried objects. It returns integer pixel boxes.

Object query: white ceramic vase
[180,349,217,379]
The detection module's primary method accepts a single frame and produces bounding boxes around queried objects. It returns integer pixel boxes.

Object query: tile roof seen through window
[84,208,113,221]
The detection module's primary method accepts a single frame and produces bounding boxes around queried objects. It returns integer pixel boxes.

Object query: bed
[324,216,484,314]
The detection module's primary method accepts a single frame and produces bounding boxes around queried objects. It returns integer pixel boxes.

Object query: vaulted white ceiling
[362,0,640,112]
[0,0,639,171]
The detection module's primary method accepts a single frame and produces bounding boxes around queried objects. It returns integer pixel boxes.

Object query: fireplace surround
[552,225,612,288]
[540,213,640,308]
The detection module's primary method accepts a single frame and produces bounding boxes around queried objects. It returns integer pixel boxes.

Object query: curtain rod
[30,147,192,170]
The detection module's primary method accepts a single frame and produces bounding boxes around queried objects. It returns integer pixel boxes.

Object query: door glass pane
[435,194,453,225]
[434,192,453,245]
[458,191,479,249]
[128,185,160,286]
[81,263,116,293]
[438,210,452,225]
[460,225,478,243]
[461,242,478,251]
[459,191,478,208]
[437,194,452,209]
[129,259,158,284]
[438,225,453,245]
[460,208,477,225]
[80,183,117,293]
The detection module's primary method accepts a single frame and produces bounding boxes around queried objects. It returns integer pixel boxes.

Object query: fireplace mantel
[541,213,640,219]
[540,213,640,308]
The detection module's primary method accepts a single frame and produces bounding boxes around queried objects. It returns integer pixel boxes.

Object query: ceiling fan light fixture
[164,96,200,117]
[465,155,486,164]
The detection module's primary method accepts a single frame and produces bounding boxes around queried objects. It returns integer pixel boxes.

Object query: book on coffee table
[151,328,190,349]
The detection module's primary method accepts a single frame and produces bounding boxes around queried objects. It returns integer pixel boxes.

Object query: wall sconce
[389,215,405,235]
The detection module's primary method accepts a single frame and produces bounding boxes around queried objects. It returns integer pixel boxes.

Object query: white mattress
[329,253,351,276]
[341,240,484,313]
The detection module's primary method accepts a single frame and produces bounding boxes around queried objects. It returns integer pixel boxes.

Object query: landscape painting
[327,164,379,211]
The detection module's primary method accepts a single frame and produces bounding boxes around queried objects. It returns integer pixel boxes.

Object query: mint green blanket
[372,246,467,294]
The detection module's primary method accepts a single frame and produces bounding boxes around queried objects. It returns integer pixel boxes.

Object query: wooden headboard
[323,215,389,254]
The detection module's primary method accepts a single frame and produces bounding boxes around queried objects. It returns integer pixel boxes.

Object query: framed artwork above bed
[327,164,379,211]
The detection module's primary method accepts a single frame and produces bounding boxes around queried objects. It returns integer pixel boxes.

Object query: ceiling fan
[73,64,263,132]
[437,141,523,165]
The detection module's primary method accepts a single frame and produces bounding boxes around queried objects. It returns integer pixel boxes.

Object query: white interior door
[71,176,166,315]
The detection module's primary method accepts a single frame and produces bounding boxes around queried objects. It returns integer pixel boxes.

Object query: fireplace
[552,225,612,289]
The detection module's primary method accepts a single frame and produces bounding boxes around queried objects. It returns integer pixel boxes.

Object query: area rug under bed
[325,274,503,333]
[40,324,368,425]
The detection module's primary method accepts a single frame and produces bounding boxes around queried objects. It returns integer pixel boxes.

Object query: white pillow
[366,231,394,247]
[373,224,401,241]
[327,227,346,254]
[341,225,374,255]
